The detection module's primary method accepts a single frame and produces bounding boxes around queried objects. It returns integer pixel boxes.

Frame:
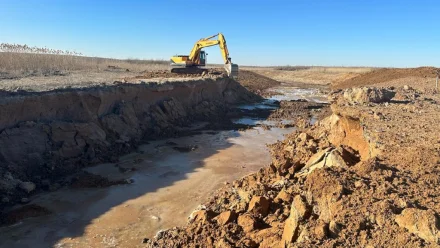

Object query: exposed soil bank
[0,75,260,211]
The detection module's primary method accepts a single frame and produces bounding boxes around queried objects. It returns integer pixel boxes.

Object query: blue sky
[1,0,439,67]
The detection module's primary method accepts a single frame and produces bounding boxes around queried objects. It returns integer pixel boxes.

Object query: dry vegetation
[0,49,169,92]
[0,43,168,80]
[0,52,168,79]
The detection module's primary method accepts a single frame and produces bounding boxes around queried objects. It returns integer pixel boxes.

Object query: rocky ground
[145,68,440,247]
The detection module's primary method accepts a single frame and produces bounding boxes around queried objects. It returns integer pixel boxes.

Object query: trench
[0,81,327,248]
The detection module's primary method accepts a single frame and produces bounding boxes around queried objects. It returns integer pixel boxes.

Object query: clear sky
[1,0,439,67]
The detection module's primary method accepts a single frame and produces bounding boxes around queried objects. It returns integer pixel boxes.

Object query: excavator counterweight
[170,33,238,78]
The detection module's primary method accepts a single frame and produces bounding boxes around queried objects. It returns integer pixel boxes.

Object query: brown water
[0,86,323,248]
[0,127,293,248]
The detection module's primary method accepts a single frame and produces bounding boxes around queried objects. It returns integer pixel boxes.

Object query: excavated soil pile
[126,69,226,80]
[146,85,440,247]
[0,75,261,212]
[333,67,438,89]
[236,71,282,96]
[127,70,281,96]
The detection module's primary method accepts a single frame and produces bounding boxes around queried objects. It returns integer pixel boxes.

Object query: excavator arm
[188,33,232,65]
[188,39,220,65]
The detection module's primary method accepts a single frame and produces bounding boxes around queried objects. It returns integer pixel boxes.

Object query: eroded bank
[0,75,260,210]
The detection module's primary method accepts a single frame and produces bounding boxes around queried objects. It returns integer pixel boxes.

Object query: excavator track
[170,66,208,75]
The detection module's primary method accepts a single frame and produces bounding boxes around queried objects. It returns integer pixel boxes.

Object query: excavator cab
[199,51,206,66]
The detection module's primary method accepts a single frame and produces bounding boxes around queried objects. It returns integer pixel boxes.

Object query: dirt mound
[127,69,226,80]
[124,69,282,96]
[237,71,282,95]
[145,86,440,247]
[333,67,438,89]
[335,87,395,105]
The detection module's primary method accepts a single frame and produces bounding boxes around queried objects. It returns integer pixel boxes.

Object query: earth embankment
[0,75,260,210]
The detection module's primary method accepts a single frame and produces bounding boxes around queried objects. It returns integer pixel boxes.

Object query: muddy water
[268,85,328,103]
[0,86,322,248]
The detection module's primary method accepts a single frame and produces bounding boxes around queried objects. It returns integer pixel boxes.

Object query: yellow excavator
[170,33,238,78]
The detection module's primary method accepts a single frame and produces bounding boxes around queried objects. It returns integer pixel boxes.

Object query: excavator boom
[170,33,238,78]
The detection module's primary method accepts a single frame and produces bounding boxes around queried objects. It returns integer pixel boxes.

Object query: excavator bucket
[225,63,239,78]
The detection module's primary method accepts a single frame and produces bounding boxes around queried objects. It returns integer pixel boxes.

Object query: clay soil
[145,67,440,247]
[332,67,439,89]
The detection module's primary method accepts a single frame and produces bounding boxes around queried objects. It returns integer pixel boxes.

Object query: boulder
[189,209,216,224]
[304,170,345,222]
[0,173,21,192]
[329,220,342,238]
[238,214,258,232]
[274,157,301,176]
[314,220,329,240]
[215,239,233,248]
[297,148,346,176]
[239,239,258,248]
[282,195,311,245]
[395,208,440,244]
[248,196,270,217]
[215,210,237,225]
[298,132,311,142]
[342,87,395,104]
[19,181,36,193]
[275,189,292,203]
